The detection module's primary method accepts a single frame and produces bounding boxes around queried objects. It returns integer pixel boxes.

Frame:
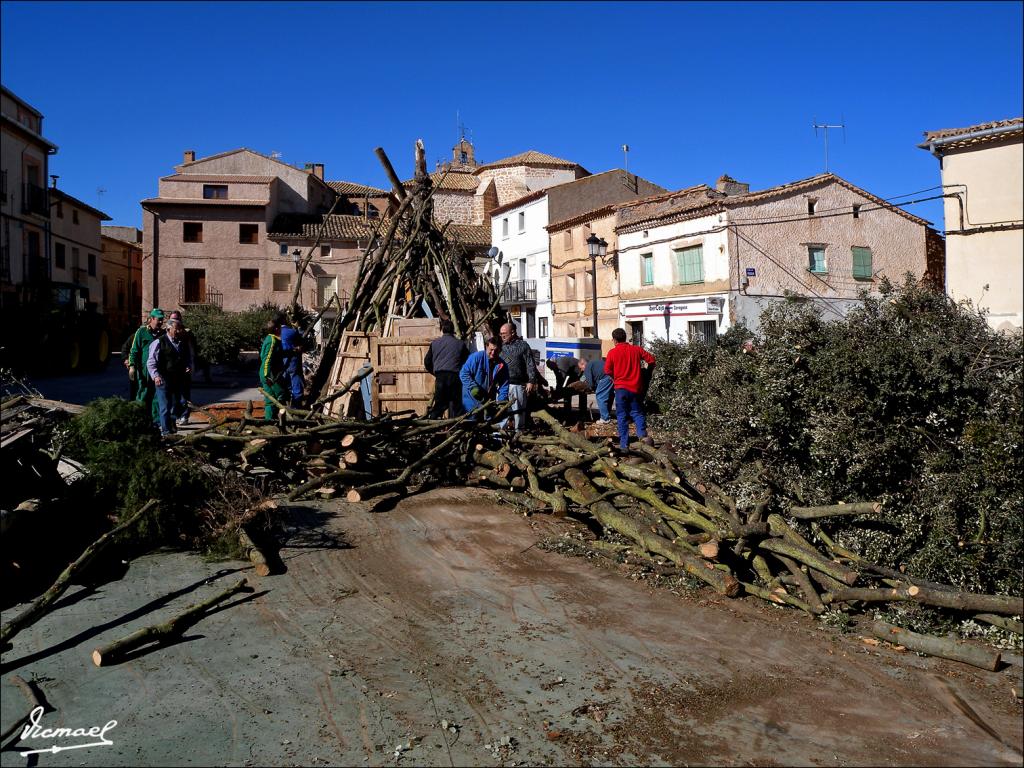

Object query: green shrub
[652,277,1023,606]
[185,303,280,365]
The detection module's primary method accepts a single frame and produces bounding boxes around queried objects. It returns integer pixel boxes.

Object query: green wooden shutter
[641,253,653,285]
[676,245,704,284]
[809,246,826,273]
[852,247,872,279]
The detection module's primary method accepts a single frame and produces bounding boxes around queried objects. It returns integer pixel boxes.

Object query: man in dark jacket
[498,322,539,433]
[147,318,190,436]
[424,319,469,418]
[546,355,585,422]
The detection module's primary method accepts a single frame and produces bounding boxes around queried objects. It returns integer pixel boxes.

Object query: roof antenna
[812,115,846,173]
[622,144,630,173]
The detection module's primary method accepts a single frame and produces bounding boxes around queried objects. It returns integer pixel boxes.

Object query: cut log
[0,499,157,648]
[238,527,271,577]
[743,582,813,614]
[773,553,825,615]
[758,538,859,586]
[346,489,362,503]
[823,585,1023,616]
[867,620,1001,671]
[343,449,359,465]
[564,468,740,597]
[92,578,252,666]
[789,501,882,519]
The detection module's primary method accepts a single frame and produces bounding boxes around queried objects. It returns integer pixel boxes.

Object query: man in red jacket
[603,327,656,453]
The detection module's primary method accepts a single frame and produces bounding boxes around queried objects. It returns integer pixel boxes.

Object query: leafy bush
[651,277,1023,609]
[185,303,281,365]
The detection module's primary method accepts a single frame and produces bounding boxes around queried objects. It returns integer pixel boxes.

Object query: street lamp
[292,249,302,272]
[586,233,607,339]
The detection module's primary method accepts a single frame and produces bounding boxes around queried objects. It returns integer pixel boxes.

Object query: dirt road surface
[1,488,1021,766]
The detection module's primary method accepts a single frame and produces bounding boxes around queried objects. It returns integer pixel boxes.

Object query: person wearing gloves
[130,308,165,427]
[459,337,509,418]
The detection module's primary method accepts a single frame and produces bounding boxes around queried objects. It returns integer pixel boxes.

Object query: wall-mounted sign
[745,267,756,277]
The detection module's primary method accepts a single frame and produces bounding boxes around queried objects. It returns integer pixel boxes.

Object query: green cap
[149,308,165,319]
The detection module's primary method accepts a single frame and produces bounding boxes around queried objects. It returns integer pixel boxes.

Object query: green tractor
[1,282,111,374]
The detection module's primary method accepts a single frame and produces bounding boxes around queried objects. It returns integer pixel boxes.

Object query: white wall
[489,196,551,337]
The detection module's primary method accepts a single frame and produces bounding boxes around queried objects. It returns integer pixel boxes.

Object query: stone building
[141,148,338,313]
[919,117,1023,330]
[101,225,143,343]
[490,169,666,341]
[0,85,57,310]
[615,173,937,343]
[49,184,111,315]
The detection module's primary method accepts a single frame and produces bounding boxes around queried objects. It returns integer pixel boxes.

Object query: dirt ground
[1,488,1021,767]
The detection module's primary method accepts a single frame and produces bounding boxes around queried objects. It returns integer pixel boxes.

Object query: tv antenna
[96,187,106,205]
[622,144,630,173]
[812,116,846,173]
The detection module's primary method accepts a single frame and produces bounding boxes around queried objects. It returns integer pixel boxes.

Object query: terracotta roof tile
[160,174,275,183]
[268,213,378,241]
[328,180,390,196]
[922,117,1022,142]
[474,150,582,173]
[403,169,480,192]
[445,223,491,247]
[614,185,722,233]
[140,197,267,207]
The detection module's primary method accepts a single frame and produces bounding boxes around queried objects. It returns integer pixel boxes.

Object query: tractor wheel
[95,328,111,369]
[67,338,83,372]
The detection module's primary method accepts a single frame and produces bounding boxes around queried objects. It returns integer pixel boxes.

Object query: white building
[489,190,552,338]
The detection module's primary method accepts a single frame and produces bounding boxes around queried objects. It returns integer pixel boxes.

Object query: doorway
[183,268,206,303]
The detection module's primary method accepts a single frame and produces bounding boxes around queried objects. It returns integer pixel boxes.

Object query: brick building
[49,184,111,315]
[101,225,143,343]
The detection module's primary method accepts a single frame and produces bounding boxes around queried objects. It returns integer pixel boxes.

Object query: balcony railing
[178,285,224,308]
[309,288,349,311]
[500,279,537,306]
[22,182,48,217]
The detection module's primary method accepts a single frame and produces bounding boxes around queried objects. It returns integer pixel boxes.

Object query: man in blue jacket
[459,337,509,418]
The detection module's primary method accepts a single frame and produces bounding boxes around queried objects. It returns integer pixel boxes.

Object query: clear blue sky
[2,1,1021,230]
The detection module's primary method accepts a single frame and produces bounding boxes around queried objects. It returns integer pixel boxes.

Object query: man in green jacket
[130,308,165,426]
[259,318,288,421]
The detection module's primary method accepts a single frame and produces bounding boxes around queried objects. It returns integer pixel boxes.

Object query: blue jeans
[595,376,614,421]
[614,388,648,450]
[155,383,184,435]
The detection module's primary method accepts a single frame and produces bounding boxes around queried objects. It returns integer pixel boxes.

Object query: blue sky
[2,1,1021,230]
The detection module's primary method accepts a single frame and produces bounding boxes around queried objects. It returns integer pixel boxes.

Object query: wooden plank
[392,318,440,338]
[378,394,431,401]
[26,398,85,415]
[325,332,375,418]
[1,404,33,423]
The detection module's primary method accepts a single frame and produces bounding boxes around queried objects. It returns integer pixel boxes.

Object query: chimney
[715,174,749,196]
[313,163,324,180]
[183,150,196,164]
[50,174,59,189]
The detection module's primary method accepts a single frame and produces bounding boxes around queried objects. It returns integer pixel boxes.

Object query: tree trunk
[238,527,271,577]
[867,620,1001,672]
[789,502,882,519]
[823,585,1023,616]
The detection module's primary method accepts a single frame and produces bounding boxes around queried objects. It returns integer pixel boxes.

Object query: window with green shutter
[675,245,704,284]
[852,246,873,279]
[808,246,827,273]
[641,253,654,285]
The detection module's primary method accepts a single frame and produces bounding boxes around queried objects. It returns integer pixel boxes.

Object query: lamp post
[586,233,607,339]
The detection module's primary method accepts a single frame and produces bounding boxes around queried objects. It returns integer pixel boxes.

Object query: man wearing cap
[147,318,190,436]
[167,310,197,424]
[259,317,288,421]
[130,309,165,426]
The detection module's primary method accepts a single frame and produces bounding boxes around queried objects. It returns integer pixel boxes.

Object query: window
[203,184,228,199]
[566,273,576,300]
[88,253,96,277]
[564,229,573,250]
[852,204,861,219]
[807,198,817,215]
[641,252,654,285]
[55,242,66,269]
[688,320,717,344]
[541,263,547,276]
[808,245,827,273]
[538,317,548,338]
[568,322,576,336]
[279,242,288,256]
[675,244,704,284]
[518,212,525,232]
[72,209,79,225]
[502,218,509,238]
[56,200,64,218]
[272,273,291,292]
[239,224,259,244]
[583,326,595,339]
[116,277,125,310]
[183,222,203,243]
[851,246,872,279]
[239,269,260,290]
[321,245,331,259]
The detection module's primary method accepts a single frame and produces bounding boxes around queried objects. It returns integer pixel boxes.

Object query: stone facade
[141,149,341,313]
[101,227,143,343]
[0,86,56,309]
[49,186,110,315]
[615,174,932,342]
